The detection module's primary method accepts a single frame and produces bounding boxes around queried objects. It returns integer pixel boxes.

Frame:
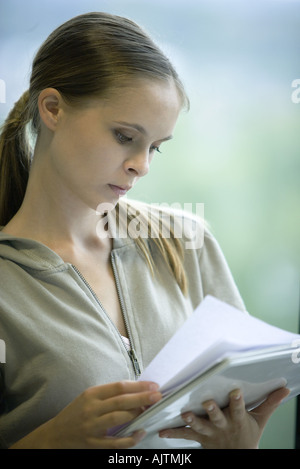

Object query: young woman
[0,12,288,449]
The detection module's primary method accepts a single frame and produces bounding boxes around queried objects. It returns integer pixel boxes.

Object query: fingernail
[149,392,162,403]
[206,404,215,412]
[183,414,193,424]
[231,390,241,400]
[149,383,160,391]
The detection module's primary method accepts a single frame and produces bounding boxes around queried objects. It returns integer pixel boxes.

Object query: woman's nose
[124,150,150,178]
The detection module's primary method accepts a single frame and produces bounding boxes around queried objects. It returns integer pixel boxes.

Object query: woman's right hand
[10,380,162,449]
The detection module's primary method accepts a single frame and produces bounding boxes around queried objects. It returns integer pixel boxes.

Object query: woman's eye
[115,130,162,154]
[150,145,162,154]
[115,131,133,144]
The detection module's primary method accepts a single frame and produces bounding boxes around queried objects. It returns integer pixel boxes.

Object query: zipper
[71,261,141,378]
[128,349,141,378]
[110,251,141,377]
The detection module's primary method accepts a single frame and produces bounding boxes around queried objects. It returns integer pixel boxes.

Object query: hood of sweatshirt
[0,230,66,271]
[0,201,168,272]
[0,218,134,272]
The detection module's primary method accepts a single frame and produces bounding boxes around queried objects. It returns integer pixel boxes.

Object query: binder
[114,345,300,437]
[111,296,300,438]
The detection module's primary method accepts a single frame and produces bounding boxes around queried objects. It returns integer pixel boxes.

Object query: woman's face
[43,79,181,212]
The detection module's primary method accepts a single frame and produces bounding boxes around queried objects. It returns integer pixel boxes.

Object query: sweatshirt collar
[0,222,134,271]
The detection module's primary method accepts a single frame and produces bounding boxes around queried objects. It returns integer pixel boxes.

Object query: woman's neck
[3,175,110,254]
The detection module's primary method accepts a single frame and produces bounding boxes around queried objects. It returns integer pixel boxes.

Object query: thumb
[249,387,290,429]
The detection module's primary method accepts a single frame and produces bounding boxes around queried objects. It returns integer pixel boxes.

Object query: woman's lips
[108,184,131,197]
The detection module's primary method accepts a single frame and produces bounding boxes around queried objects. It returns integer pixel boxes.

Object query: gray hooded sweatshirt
[0,205,245,449]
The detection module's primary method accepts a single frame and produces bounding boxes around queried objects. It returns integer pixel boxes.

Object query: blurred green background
[1,0,299,449]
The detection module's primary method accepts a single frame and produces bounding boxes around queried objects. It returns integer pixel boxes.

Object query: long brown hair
[0,12,189,293]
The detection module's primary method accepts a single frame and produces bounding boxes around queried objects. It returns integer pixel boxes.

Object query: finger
[98,408,145,432]
[99,430,146,449]
[94,380,160,400]
[202,400,227,429]
[99,389,162,415]
[229,389,246,422]
[181,412,214,436]
[159,425,199,441]
[250,387,290,428]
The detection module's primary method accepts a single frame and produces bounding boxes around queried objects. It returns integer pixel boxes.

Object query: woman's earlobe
[38,88,62,131]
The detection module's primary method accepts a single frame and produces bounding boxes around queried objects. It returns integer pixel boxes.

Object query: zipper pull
[128,349,141,378]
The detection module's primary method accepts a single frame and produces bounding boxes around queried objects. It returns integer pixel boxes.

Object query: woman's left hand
[158,387,290,449]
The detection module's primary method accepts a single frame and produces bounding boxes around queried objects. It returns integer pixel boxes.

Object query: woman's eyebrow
[114,121,173,142]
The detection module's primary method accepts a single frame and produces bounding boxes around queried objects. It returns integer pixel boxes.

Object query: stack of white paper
[139,296,300,394]
[111,296,300,440]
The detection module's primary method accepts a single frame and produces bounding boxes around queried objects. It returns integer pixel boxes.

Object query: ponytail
[0,90,31,226]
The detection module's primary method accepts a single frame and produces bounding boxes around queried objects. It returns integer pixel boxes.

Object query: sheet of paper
[139,296,300,392]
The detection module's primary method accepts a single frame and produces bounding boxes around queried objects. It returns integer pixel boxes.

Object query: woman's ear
[38,88,63,131]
